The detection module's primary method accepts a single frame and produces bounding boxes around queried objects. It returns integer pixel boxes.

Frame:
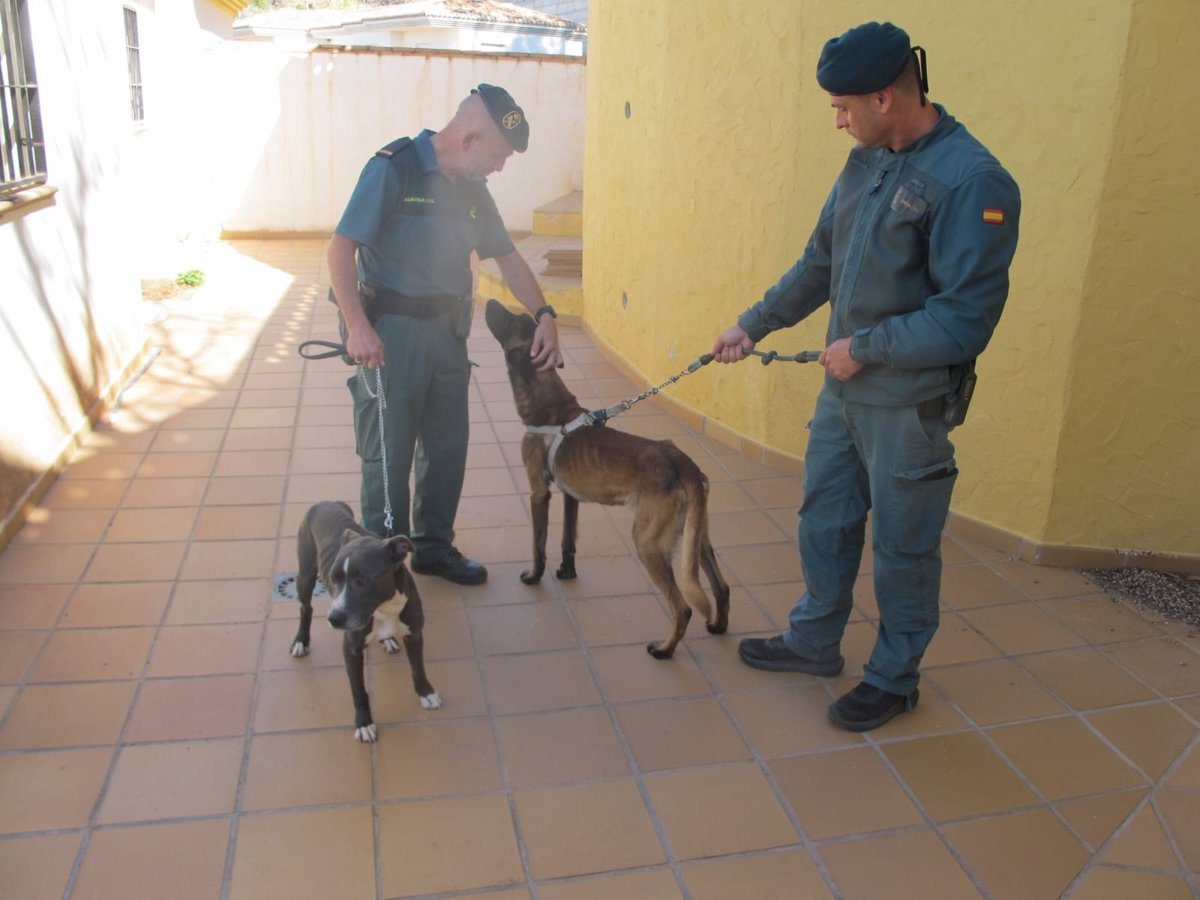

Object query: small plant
[175,269,205,287]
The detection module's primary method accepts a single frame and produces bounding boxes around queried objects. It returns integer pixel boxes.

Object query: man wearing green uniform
[329,85,560,585]
[712,23,1021,730]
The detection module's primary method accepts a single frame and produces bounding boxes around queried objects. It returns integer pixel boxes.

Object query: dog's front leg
[399,584,441,710]
[343,627,376,742]
[291,529,318,657]
[522,481,551,585]
[557,493,578,579]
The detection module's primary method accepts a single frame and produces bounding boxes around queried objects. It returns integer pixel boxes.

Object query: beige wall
[137,44,585,240]
[583,0,1199,564]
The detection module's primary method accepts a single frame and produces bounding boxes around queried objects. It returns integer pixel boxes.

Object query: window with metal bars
[124,6,143,123]
[0,0,46,198]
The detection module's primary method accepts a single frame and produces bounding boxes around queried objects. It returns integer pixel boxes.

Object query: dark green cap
[816,22,926,96]
[472,83,529,152]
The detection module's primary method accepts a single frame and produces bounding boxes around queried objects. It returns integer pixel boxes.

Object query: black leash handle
[298,340,348,361]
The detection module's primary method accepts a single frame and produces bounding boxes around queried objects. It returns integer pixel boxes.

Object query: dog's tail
[669,447,715,622]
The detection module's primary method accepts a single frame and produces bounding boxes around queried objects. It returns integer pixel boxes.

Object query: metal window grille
[0,0,46,197]
[124,6,143,123]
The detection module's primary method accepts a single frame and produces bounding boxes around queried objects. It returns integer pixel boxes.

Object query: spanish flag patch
[982,208,1005,225]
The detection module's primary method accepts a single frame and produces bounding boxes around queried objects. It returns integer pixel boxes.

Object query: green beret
[816,22,915,95]
[472,83,529,152]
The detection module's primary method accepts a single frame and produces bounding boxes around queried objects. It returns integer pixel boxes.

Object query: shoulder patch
[982,208,1005,225]
[374,136,414,160]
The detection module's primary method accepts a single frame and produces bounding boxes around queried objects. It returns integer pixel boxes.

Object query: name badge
[890,185,928,220]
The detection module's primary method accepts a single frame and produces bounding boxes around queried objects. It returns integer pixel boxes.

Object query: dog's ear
[386,533,415,563]
[484,298,514,341]
[340,528,359,547]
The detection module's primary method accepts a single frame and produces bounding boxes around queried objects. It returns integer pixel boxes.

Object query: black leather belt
[360,285,458,321]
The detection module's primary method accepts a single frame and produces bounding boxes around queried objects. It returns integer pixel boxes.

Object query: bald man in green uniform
[330,84,561,585]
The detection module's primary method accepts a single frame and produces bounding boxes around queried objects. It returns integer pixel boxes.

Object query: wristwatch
[534,305,557,323]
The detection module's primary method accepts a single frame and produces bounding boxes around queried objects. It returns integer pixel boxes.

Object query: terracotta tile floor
[1,239,1198,899]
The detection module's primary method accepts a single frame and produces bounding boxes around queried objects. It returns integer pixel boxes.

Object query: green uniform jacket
[738,105,1021,405]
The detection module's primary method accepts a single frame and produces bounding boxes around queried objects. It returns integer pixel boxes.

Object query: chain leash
[358,365,394,535]
[588,347,821,424]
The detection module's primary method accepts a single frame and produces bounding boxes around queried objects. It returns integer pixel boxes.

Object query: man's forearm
[495,251,548,314]
[328,233,370,329]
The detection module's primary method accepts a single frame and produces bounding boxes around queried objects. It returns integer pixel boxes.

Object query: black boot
[828,681,918,732]
[411,548,488,585]
[737,635,844,676]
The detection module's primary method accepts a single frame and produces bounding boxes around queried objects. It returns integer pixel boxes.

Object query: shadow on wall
[1,145,108,532]
[0,5,135,534]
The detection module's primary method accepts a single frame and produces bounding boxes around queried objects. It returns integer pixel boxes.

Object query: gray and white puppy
[291,500,441,742]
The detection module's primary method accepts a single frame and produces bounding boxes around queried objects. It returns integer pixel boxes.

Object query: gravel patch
[1083,567,1200,629]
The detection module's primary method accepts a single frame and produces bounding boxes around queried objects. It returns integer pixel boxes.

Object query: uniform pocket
[888,461,958,554]
[348,373,381,462]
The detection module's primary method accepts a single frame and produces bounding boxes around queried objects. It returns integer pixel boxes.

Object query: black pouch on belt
[942,360,978,427]
[451,295,474,340]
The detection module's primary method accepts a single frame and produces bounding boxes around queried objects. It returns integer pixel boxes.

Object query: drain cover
[273,572,328,601]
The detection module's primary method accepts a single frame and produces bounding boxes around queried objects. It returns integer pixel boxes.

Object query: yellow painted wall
[1046,0,1200,557]
[583,0,1199,559]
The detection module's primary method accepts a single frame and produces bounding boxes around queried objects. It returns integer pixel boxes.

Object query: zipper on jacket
[835,161,894,337]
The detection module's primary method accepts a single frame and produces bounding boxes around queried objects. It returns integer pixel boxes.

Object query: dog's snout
[327,607,347,628]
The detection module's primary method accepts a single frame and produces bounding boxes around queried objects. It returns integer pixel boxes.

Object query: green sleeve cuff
[737,310,771,343]
[850,329,880,365]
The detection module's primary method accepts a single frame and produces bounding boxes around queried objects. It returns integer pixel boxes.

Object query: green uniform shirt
[335,129,515,298]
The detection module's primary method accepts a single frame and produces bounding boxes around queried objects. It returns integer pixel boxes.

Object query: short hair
[891,55,920,95]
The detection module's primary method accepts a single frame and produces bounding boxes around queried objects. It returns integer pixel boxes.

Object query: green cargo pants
[784,386,958,696]
[347,311,470,564]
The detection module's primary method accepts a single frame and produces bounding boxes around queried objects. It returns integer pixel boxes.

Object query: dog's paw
[519,568,542,585]
[555,562,577,580]
[353,723,377,743]
[290,641,309,658]
[646,641,674,660]
[706,620,728,635]
[419,692,443,710]
[380,637,401,654]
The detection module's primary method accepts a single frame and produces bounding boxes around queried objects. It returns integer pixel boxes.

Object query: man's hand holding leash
[711,323,756,363]
[818,336,862,382]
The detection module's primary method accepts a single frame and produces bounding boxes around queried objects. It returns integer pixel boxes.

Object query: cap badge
[502,111,522,130]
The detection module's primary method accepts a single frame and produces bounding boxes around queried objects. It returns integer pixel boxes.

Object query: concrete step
[532,190,582,237]
[476,232,582,320]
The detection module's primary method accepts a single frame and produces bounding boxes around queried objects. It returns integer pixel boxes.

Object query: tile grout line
[58,508,191,898]
[847,682,1003,899]
[692,649,847,898]
[455,533,539,900]
[219,256,304,900]
[1058,727,1200,896]
[51,329,191,897]
[1147,795,1196,881]
[975,626,1200,858]
[547,564,696,899]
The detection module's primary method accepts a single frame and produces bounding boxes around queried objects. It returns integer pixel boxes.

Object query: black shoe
[411,548,488,585]
[828,682,918,732]
[737,635,844,676]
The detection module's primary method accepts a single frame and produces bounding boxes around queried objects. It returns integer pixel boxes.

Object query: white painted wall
[175,45,586,235]
[0,0,153,518]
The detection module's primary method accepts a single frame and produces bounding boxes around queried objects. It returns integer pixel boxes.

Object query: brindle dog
[484,299,730,659]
